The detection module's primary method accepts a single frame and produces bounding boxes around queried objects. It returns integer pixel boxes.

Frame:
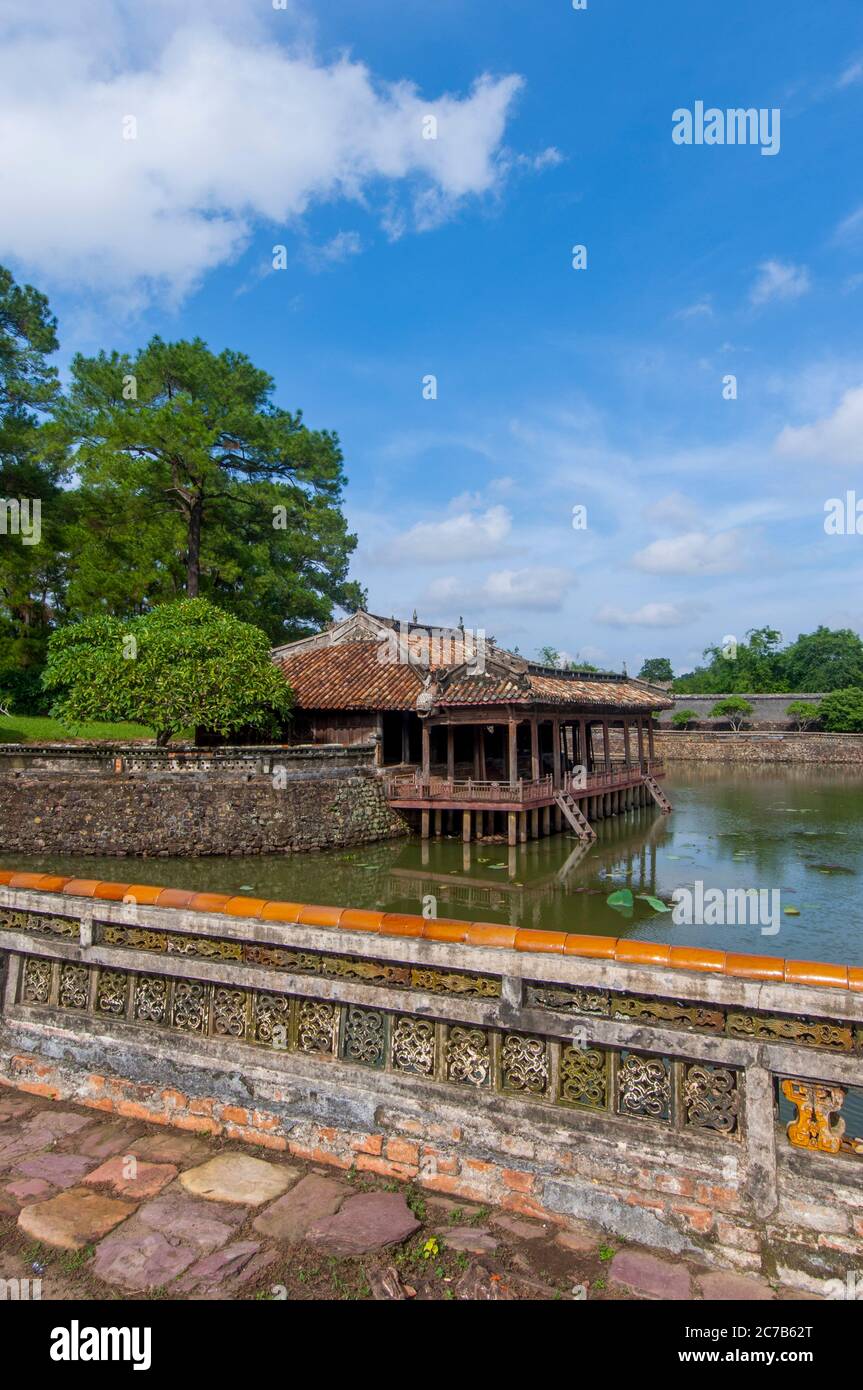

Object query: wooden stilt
[421,810,430,839]
[462,810,471,843]
[508,811,517,847]
[519,812,527,844]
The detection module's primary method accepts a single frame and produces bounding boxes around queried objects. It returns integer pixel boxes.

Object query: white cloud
[837,58,863,89]
[632,530,748,576]
[510,146,564,173]
[387,505,513,563]
[674,298,713,321]
[645,491,699,531]
[427,567,573,611]
[0,12,523,306]
[749,260,811,306]
[300,231,363,272]
[596,602,699,628]
[835,205,863,244]
[775,385,863,468]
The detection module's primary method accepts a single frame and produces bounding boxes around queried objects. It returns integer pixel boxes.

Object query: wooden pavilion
[274,611,673,844]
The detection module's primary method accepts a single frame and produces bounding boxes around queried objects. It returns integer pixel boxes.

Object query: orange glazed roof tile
[277,637,671,714]
[0,870,857,994]
[439,670,669,711]
[276,642,422,711]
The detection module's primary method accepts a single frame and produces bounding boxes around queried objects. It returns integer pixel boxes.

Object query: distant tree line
[639,626,863,696]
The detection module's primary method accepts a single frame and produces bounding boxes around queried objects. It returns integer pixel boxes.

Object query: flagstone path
[0,1085,817,1302]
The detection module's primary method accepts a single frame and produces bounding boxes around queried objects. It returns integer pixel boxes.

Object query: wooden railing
[384,773,555,804]
[385,761,664,804]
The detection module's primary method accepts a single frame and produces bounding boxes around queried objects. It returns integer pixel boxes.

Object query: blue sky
[3,0,863,672]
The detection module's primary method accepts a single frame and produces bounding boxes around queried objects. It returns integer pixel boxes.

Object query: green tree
[43,598,293,745]
[535,645,600,671]
[781,627,863,692]
[785,700,819,731]
[671,708,698,728]
[0,266,70,708]
[816,688,863,733]
[58,337,364,642]
[674,628,784,694]
[710,696,753,730]
[638,657,673,683]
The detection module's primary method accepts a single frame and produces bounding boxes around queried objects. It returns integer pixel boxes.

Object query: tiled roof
[276,640,673,713]
[277,642,422,710]
[440,672,671,711]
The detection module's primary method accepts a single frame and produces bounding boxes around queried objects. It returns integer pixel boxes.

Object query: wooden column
[508,720,519,787]
[648,717,655,762]
[508,811,517,846]
[552,719,562,788]
[401,715,410,765]
[636,717,645,768]
[602,719,611,771]
[421,810,430,839]
[478,727,487,781]
[623,719,631,767]
[462,811,471,843]
[530,718,540,782]
[421,722,431,782]
[447,726,455,781]
[519,812,527,844]
[473,726,481,778]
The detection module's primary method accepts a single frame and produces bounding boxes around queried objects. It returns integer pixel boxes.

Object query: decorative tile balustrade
[2,886,862,1166]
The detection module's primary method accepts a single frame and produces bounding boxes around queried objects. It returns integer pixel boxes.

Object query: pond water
[3,764,863,967]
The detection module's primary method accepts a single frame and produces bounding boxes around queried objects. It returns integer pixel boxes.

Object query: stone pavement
[0,1086,816,1302]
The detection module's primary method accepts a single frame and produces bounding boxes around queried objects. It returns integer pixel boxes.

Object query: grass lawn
[0,714,164,744]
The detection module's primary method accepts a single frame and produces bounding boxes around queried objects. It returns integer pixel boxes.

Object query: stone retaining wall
[1,877,862,1294]
[656,694,823,728]
[0,765,407,857]
[658,731,863,765]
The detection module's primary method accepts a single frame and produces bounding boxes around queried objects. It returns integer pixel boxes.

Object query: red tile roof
[277,642,422,710]
[439,671,667,711]
[277,640,671,714]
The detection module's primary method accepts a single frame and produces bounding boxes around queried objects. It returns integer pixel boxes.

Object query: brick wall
[2,882,862,1294]
[0,767,408,857]
[658,731,863,764]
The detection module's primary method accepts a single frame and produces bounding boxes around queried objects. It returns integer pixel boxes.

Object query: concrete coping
[0,869,859,995]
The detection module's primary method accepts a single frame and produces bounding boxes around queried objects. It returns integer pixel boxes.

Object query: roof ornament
[415,675,436,715]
